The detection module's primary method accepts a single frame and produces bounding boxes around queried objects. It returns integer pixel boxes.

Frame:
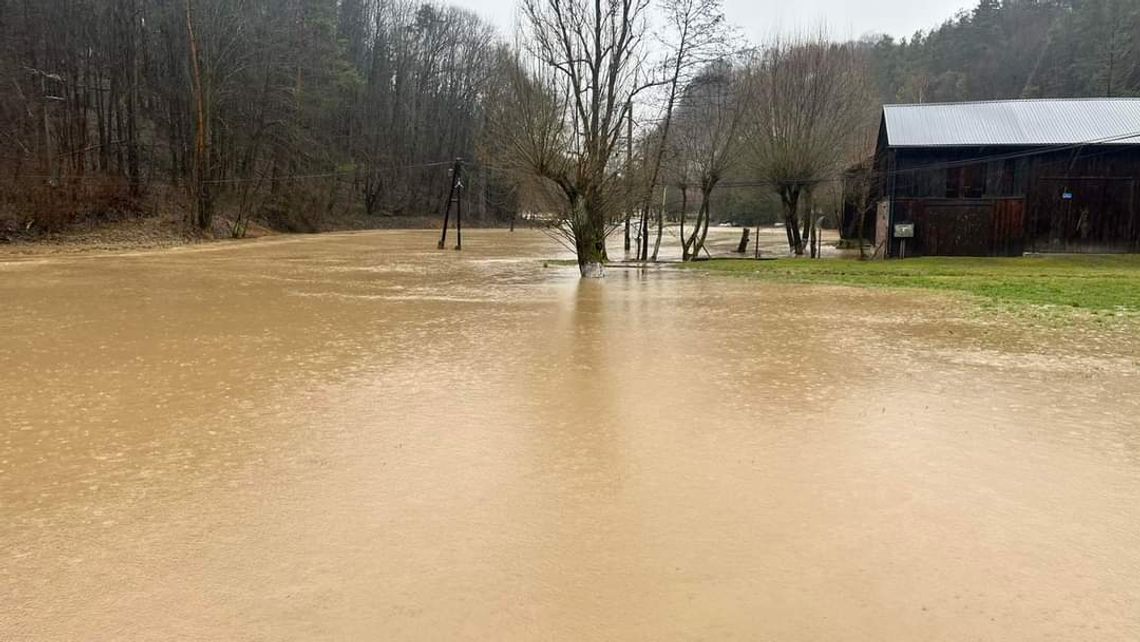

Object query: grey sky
[457,0,973,41]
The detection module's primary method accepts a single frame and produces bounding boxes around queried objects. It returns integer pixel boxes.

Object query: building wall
[890,198,1025,256]
[883,145,1140,256]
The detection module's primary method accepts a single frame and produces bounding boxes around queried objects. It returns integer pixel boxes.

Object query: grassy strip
[686,255,1140,312]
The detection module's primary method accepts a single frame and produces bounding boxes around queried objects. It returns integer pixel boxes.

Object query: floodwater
[1,229,1138,640]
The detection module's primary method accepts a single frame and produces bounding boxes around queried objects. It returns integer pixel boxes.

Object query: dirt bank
[0,211,447,257]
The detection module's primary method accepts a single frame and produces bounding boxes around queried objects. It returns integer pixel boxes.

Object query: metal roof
[883,99,1140,148]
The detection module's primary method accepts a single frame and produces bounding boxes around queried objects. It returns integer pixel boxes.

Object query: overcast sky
[459,0,973,42]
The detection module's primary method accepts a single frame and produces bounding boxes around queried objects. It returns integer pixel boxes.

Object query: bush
[0,176,144,237]
[257,191,320,233]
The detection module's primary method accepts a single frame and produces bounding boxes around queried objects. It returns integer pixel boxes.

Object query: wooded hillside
[870,0,1140,103]
[2,0,1139,241]
[0,0,514,238]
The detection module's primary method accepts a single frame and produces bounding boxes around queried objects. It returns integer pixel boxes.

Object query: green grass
[687,254,1140,312]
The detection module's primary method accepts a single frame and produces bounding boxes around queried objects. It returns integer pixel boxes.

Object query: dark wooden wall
[1027,177,1138,253]
[892,198,1025,256]
[883,145,1140,256]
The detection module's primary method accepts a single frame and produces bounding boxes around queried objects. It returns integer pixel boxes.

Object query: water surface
[2,230,1138,640]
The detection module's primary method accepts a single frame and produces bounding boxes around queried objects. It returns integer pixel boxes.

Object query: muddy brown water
[1,229,1138,640]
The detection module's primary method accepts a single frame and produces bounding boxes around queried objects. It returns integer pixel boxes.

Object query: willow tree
[636,0,727,262]
[743,36,874,255]
[497,0,654,278]
[671,61,746,261]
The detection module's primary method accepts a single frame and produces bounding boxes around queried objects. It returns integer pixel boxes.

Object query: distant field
[689,254,1140,312]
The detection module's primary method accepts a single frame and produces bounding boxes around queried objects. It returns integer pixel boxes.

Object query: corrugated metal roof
[883,98,1140,148]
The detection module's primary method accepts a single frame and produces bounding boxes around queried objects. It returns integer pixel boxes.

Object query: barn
[870,98,1140,257]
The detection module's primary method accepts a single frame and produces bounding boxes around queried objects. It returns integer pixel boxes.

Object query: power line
[201,159,461,185]
[8,126,1140,192]
[714,128,1140,191]
[874,128,1140,179]
[1,159,462,185]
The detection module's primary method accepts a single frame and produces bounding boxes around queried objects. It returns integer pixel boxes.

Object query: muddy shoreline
[0,212,516,257]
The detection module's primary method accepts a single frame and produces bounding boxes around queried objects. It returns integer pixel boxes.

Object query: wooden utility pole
[437,159,464,250]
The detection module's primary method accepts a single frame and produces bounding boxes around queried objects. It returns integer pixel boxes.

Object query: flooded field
[2,229,1138,640]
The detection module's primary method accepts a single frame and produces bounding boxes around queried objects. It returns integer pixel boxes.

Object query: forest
[870,0,1140,104]
[1,0,1139,260]
[0,0,513,238]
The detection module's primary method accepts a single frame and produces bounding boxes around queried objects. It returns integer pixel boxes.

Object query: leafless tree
[742,34,875,256]
[636,0,727,262]
[491,0,657,277]
[670,61,746,261]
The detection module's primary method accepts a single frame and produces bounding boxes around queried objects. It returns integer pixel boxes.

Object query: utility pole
[438,159,464,250]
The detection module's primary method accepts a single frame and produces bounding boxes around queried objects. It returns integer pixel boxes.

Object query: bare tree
[670,61,746,261]
[185,0,211,229]
[639,0,726,262]
[496,0,654,277]
[742,35,874,256]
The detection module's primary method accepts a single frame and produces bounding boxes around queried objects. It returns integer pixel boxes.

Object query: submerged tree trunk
[639,207,650,261]
[624,103,633,254]
[573,197,608,278]
[683,198,704,261]
[685,187,714,260]
[790,215,804,256]
[679,186,690,261]
[652,186,665,261]
[802,190,814,257]
[577,230,607,277]
[694,186,713,257]
[755,216,763,259]
[781,186,804,255]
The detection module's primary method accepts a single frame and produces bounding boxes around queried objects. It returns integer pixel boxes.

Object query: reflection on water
[1,229,1138,640]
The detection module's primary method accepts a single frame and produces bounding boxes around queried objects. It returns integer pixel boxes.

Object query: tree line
[490,0,875,275]
[3,0,1139,275]
[0,0,514,237]
[870,0,1140,103]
